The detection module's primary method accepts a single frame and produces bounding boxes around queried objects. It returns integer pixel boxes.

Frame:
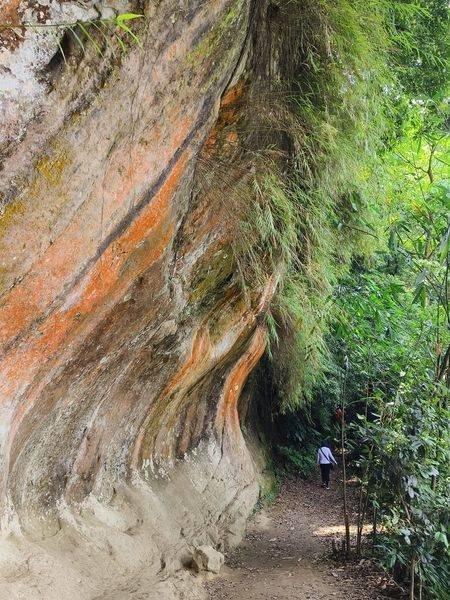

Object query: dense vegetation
[326,108,449,598]
[251,1,448,598]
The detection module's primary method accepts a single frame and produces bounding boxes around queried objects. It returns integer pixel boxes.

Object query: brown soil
[205,474,395,600]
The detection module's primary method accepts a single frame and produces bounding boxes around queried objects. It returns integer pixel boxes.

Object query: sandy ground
[205,473,395,600]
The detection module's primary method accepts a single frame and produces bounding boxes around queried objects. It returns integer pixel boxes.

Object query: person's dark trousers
[320,463,332,487]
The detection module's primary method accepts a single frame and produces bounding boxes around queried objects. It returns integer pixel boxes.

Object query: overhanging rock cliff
[0,1,292,597]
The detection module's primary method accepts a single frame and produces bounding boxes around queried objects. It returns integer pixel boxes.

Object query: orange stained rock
[203,81,246,155]
[132,281,265,467]
[162,328,212,399]
[219,82,246,125]
[1,151,190,427]
[215,325,266,434]
[133,278,269,465]
[93,142,160,229]
[0,0,22,25]
[221,81,246,108]
[132,327,213,467]
[226,131,238,144]
[0,117,193,351]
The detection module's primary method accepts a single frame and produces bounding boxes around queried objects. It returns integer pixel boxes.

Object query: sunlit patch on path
[205,476,389,600]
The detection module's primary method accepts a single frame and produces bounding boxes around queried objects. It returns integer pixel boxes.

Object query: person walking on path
[317,443,337,489]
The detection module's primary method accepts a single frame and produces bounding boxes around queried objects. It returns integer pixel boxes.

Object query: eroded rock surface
[193,545,225,574]
[0,0,289,597]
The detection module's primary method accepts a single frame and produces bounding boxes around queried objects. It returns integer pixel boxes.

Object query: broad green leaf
[115,13,143,23]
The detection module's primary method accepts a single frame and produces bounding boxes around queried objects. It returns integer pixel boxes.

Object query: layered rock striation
[0,1,291,597]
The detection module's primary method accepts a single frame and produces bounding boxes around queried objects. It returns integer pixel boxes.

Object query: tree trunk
[341,411,351,559]
[409,555,416,600]
[356,489,369,558]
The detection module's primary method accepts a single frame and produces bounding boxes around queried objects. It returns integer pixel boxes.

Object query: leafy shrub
[277,445,318,478]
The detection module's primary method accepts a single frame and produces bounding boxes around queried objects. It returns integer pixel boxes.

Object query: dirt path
[205,475,388,600]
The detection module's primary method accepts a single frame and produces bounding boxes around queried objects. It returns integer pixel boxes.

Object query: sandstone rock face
[192,545,225,574]
[0,0,287,597]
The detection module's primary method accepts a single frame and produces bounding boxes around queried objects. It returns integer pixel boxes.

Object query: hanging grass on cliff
[231,0,393,407]
[233,0,448,412]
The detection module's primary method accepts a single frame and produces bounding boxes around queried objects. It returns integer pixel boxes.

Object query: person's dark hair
[321,441,330,448]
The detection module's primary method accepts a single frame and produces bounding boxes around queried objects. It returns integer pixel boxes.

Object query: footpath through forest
[205,474,394,600]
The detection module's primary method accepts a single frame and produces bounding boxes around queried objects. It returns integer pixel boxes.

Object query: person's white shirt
[317,446,337,465]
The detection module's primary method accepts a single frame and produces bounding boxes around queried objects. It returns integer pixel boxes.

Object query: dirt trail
[205,475,386,600]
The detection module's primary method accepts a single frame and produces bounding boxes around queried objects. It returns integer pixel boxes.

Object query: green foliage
[233,173,298,288]
[316,100,449,598]
[63,14,144,58]
[269,267,333,408]
[1,13,144,59]
[256,475,280,509]
[349,383,449,597]
[386,0,449,99]
[249,0,447,402]
[255,1,449,595]
[278,445,317,477]
[239,0,396,409]
[260,0,449,412]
